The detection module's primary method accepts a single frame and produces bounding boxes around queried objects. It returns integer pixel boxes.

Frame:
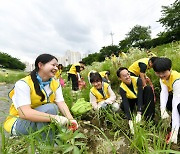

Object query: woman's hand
[69,119,79,131]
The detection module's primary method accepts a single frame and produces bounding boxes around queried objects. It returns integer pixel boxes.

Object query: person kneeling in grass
[89,72,119,111]
[116,67,155,134]
[153,57,180,144]
[4,54,78,140]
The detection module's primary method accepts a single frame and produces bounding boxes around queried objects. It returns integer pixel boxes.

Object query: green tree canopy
[0,52,26,70]
[158,0,180,31]
[119,25,151,50]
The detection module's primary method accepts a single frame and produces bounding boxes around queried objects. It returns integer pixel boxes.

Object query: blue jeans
[12,103,58,140]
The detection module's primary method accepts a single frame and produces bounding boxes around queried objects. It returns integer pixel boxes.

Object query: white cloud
[0,0,175,63]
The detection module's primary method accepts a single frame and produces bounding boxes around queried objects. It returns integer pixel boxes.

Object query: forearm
[56,101,74,120]
[139,73,146,87]
[18,106,55,122]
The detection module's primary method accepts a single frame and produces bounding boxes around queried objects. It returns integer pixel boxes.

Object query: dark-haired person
[128,57,158,87]
[99,71,111,83]
[117,67,155,134]
[153,57,180,144]
[54,64,65,87]
[4,54,78,139]
[68,61,85,91]
[89,72,119,111]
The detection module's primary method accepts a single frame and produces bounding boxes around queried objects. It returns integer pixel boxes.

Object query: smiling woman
[3,53,78,140]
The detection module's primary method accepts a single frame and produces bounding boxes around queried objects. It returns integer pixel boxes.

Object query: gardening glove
[135,113,142,123]
[166,130,178,144]
[160,108,170,119]
[53,115,69,126]
[97,101,107,110]
[111,103,120,112]
[129,120,134,135]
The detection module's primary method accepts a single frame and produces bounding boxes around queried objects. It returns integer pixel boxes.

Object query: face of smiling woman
[92,80,102,90]
[38,58,58,81]
[119,69,131,85]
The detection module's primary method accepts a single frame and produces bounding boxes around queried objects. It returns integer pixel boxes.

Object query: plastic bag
[71,98,92,116]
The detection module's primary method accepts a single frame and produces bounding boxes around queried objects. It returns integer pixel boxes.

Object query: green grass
[0,68,27,83]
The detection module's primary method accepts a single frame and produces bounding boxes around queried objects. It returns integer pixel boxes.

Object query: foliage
[158,0,180,31]
[119,25,151,51]
[0,52,26,70]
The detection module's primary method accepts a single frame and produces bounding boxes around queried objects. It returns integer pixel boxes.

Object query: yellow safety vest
[90,82,110,103]
[4,75,59,133]
[99,71,107,78]
[120,76,138,99]
[162,70,180,92]
[128,58,150,76]
[54,69,62,79]
[68,63,80,75]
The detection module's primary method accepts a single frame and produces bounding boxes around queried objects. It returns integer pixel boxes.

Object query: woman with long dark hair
[4,54,78,139]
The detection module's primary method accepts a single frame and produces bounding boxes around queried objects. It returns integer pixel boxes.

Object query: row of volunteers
[3,53,179,145]
[88,56,179,144]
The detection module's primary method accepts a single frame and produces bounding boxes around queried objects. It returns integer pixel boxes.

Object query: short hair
[106,70,110,76]
[153,57,172,72]
[79,61,85,65]
[90,72,102,83]
[116,67,128,77]
[149,57,158,64]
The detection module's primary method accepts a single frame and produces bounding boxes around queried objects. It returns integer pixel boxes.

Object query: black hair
[116,67,128,77]
[90,72,102,83]
[79,61,85,65]
[153,57,172,72]
[58,64,63,69]
[106,70,110,76]
[30,54,58,101]
[149,57,158,64]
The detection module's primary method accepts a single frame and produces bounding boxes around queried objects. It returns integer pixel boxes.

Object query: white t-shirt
[12,80,64,109]
[160,79,180,132]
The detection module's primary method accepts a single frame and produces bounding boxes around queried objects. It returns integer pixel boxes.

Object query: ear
[37,62,44,69]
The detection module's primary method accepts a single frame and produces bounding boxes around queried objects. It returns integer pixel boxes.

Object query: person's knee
[177,103,180,114]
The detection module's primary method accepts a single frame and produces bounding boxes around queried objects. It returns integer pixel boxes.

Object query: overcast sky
[0,0,175,63]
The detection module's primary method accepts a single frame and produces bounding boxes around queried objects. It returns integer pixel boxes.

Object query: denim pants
[12,103,58,140]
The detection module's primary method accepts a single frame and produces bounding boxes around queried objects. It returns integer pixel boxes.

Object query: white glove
[53,115,68,126]
[160,108,170,119]
[166,130,178,144]
[112,103,120,112]
[129,120,134,134]
[135,113,142,123]
[97,101,107,110]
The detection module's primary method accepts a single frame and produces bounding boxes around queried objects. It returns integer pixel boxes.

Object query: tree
[119,25,151,50]
[126,25,151,45]
[158,0,180,31]
[0,52,26,70]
